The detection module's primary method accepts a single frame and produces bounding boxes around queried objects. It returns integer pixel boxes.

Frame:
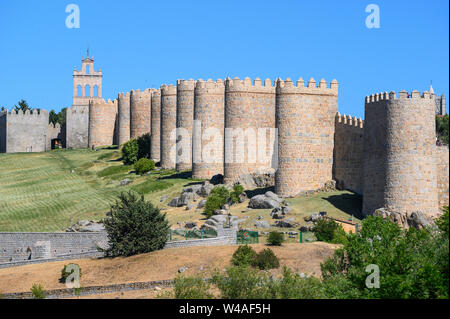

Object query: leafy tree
[0,106,5,112]
[134,158,155,175]
[49,110,58,125]
[252,248,280,270]
[102,191,170,257]
[313,218,341,243]
[137,133,151,160]
[436,115,449,145]
[204,186,230,218]
[231,245,257,267]
[122,138,139,165]
[14,99,31,113]
[230,184,244,204]
[173,275,214,299]
[267,231,284,246]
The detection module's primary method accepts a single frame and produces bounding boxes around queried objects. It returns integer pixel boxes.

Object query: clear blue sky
[0,0,448,118]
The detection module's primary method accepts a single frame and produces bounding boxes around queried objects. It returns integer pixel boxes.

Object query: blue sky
[0,0,448,118]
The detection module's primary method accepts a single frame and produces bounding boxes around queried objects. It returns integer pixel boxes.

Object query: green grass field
[0,149,362,234]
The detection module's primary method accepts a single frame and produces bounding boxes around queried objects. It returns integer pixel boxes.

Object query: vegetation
[122,139,139,165]
[49,108,67,126]
[13,99,31,113]
[173,275,214,299]
[267,231,284,246]
[436,114,449,145]
[134,158,155,175]
[313,218,347,244]
[230,184,244,204]
[131,179,173,195]
[137,133,151,160]
[30,283,46,299]
[204,186,230,218]
[103,191,170,257]
[97,165,132,177]
[231,245,258,267]
[252,248,280,270]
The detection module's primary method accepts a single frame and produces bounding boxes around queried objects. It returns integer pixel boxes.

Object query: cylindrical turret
[150,89,161,162]
[192,79,225,179]
[88,99,118,148]
[117,92,131,146]
[362,90,438,217]
[160,84,177,169]
[176,79,195,171]
[224,77,276,184]
[275,78,338,197]
[130,89,151,139]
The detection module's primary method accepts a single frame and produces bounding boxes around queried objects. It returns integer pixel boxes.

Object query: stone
[255,220,271,229]
[265,191,282,203]
[274,218,296,228]
[213,209,227,215]
[178,192,197,206]
[248,194,281,209]
[282,206,292,215]
[160,195,168,202]
[178,266,188,273]
[120,178,131,186]
[238,192,248,203]
[234,174,257,189]
[186,203,195,210]
[185,222,197,229]
[221,204,230,210]
[197,199,207,209]
[182,184,202,195]
[168,197,179,207]
[200,182,214,197]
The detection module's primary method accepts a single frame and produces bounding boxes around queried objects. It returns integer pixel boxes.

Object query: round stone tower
[150,88,161,162]
[192,79,225,179]
[130,89,151,139]
[362,90,438,217]
[160,84,177,169]
[275,77,338,197]
[176,79,195,171]
[224,77,276,184]
[117,92,131,146]
[88,99,118,148]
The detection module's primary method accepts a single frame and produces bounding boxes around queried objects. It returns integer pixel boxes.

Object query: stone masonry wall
[160,84,177,169]
[0,111,8,152]
[224,77,276,183]
[117,92,131,146]
[150,89,161,162]
[2,109,49,153]
[275,78,338,197]
[192,79,225,179]
[362,91,438,217]
[47,123,66,149]
[130,89,151,139]
[66,105,89,149]
[333,113,364,194]
[176,79,195,171]
[88,99,118,148]
[436,145,449,208]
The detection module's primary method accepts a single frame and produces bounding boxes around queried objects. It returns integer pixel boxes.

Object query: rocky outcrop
[373,208,434,230]
[248,191,283,209]
[65,220,105,232]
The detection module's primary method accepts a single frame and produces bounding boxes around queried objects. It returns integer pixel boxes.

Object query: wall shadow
[322,192,363,219]
[244,186,275,199]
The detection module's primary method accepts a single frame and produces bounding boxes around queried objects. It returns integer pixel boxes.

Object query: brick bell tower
[72,49,103,107]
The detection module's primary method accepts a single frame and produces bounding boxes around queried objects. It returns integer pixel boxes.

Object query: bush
[103,191,170,257]
[230,184,244,204]
[436,114,449,145]
[276,267,326,299]
[204,186,230,218]
[60,264,82,283]
[231,245,257,267]
[173,275,214,299]
[331,225,349,245]
[267,231,284,246]
[30,283,45,299]
[137,133,151,159]
[252,248,280,270]
[134,158,155,175]
[122,139,139,165]
[313,218,340,243]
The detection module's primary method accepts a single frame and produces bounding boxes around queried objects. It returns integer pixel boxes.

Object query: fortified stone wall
[47,123,66,149]
[0,232,108,264]
[192,79,225,179]
[333,113,364,194]
[362,91,438,217]
[224,77,276,183]
[160,84,177,169]
[66,105,89,149]
[88,99,118,148]
[176,79,195,171]
[117,92,131,146]
[436,145,449,208]
[0,109,49,153]
[130,89,151,139]
[275,78,338,197]
[0,110,7,153]
[150,89,161,162]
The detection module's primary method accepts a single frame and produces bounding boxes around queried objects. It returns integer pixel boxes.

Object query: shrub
[331,225,349,245]
[97,165,132,178]
[252,248,280,270]
[134,158,155,175]
[122,139,139,165]
[230,184,244,204]
[231,245,257,267]
[276,267,326,299]
[204,186,230,218]
[173,275,214,299]
[137,133,151,159]
[313,218,340,242]
[103,191,170,257]
[30,283,45,299]
[60,264,82,283]
[267,231,284,246]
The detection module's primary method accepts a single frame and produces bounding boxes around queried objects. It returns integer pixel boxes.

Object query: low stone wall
[1,279,175,299]
[164,236,235,249]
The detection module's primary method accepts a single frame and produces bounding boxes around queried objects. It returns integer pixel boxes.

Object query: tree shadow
[322,192,363,219]
[244,186,275,199]
[159,171,193,180]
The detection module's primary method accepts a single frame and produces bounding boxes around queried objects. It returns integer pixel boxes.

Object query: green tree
[436,115,449,145]
[313,218,340,243]
[204,186,230,218]
[173,275,214,299]
[57,108,67,125]
[122,139,139,165]
[230,184,244,204]
[103,191,170,257]
[252,248,280,270]
[14,99,31,113]
[231,245,257,267]
[134,158,155,175]
[137,133,151,159]
[267,231,284,246]
[49,110,58,125]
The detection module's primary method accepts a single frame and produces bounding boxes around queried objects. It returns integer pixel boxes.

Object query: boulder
[274,218,297,228]
[186,203,195,210]
[282,206,292,215]
[265,191,282,203]
[248,194,281,209]
[374,208,434,230]
[160,195,168,202]
[234,174,256,189]
[197,199,207,209]
[254,220,271,229]
[238,192,248,203]
[168,197,179,207]
[200,182,214,197]
[178,266,188,273]
[185,222,197,229]
[178,192,197,206]
[182,184,202,195]
[120,178,132,186]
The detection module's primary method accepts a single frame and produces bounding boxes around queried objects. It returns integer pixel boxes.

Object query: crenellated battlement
[195,79,225,93]
[225,77,275,93]
[365,90,435,104]
[89,98,116,107]
[276,77,338,95]
[4,109,49,117]
[176,79,196,91]
[118,92,131,99]
[335,112,364,128]
[161,84,177,95]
